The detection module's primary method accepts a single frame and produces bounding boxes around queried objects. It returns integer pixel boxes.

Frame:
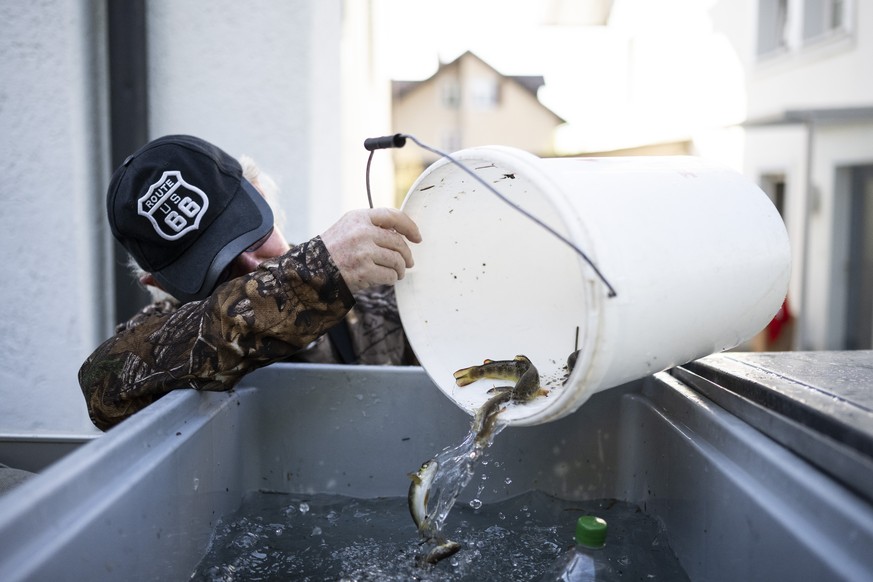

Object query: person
[79,135,422,431]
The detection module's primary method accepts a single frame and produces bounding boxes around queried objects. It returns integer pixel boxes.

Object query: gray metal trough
[1,353,872,580]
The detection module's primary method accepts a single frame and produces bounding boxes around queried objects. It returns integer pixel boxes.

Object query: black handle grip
[364,134,407,151]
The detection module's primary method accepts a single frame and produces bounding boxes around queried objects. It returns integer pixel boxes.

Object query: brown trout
[473,387,513,448]
[407,459,463,564]
[407,459,438,531]
[453,355,530,387]
[453,355,546,402]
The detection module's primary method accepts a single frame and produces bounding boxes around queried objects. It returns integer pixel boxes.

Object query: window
[441,81,460,109]
[756,0,851,58]
[757,0,790,57]
[470,77,500,110]
[831,0,846,28]
[440,128,460,153]
[803,0,847,41]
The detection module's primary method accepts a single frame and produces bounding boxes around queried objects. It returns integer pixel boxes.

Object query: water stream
[418,400,508,540]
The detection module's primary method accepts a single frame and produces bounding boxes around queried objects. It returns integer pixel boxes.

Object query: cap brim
[155,179,274,302]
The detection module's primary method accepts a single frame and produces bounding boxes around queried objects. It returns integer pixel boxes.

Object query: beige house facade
[391,51,565,204]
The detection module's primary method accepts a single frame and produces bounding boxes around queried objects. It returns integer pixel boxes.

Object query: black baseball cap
[107,135,274,303]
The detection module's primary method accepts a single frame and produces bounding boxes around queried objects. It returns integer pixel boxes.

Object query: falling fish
[419,538,462,565]
[472,386,514,449]
[407,459,438,531]
[407,459,462,564]
[407,388,514,529]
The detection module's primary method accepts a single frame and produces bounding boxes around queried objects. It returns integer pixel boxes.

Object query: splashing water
[190,491,689,581]
[419,416,507,540]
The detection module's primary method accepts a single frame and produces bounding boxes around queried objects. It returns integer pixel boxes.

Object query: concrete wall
[0,0,343,436]
[146,0,342,240]
[340,0,396,211]
[0,0,111,435]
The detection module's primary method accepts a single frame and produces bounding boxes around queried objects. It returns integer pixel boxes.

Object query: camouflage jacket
[79,237,414,431]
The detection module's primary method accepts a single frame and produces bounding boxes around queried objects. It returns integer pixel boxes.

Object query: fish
[453,355,531,387]
[408,459,439,530]
[454,355,547,403]
[406,392,511,565]
[408,459,463,565]
[509,360,544,402]
[420,538,462,565]
[473,387,513,448]
[567,349,580,373]
[407,355,549,567]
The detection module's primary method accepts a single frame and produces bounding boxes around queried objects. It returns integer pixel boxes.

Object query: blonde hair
[238,154,286,232]
[130,155,283,303]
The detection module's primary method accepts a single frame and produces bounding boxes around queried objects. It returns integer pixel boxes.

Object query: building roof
[391,50,561,122]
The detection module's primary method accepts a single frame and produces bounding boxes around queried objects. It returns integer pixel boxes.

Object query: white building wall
[748,2,873,119]
[729,0,873,349]
[340,0,396,212]
[0,0,344,435]
[0,0,111,435]
[743,123,807,313]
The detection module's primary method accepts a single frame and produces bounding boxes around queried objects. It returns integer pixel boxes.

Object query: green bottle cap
[575,515,607,548]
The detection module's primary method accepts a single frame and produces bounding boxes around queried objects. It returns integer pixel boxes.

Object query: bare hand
[321,208,422,294]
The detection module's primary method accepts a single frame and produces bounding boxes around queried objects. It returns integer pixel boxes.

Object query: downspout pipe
[107,0,152,323]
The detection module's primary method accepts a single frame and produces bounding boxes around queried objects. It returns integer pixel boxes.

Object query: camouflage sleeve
[78,236,354,431]
[344,285,417,364]
[289,285,417,366]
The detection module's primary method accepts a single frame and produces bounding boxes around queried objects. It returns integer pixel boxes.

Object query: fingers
[329,244,405,292]
[372,243,408,279]
[373,226,415,268]
[320,208,422,294]
[369,207,423,244]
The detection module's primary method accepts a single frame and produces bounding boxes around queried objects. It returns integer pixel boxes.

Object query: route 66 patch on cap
[137,170,209,240]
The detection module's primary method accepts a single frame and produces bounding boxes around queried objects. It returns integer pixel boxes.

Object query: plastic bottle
[539,515,618,581]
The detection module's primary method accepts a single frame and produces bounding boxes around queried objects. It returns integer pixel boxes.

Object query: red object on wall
[767,298,792,343]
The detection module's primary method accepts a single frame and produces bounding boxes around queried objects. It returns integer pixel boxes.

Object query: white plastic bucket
[395,146,791,426]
